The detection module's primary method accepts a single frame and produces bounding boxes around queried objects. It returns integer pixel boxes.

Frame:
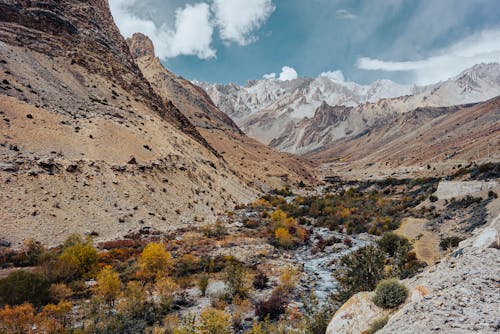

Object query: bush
[335,245,385,302]
[367,316,389,334]
[377,233,410,257]
[223,262,248,299]
[197,273,209,297]
[199,307,232,334]
[0,271,50,306]
[429,195,438,202]
[439,236,464,250]
[253,271,268,290]
[255,291,287,320]
[372,279,408,309]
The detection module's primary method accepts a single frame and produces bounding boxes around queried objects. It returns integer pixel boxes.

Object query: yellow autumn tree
[138,242,174,281]
[95,266,121,306]
[275,227,294,248]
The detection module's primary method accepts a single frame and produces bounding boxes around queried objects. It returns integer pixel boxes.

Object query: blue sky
[110,0,500,85]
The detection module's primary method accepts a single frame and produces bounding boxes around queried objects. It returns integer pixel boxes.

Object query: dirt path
[396,218,442,265]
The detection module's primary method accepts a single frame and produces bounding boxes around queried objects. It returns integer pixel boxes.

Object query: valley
[0,1,499,334]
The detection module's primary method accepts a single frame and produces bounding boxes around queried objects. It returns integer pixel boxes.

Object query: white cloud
[263,72,276,79]
[212,0,275,45]
[319,70,345,82]
[109,0,215,59]
[278,66,298,81]
[357,29,500,85]
[336,9,357,20]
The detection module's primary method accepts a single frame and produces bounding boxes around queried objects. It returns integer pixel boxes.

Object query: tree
[155,277,178,311]
[58,238,98,280]
[117,281,146,317]
[96,266,121,306]
[0,271,50,306]
[36,300,73,333]
[199,307,232,334]
[274,228,294,248]
[138,243,174,281]
[0,303,35,334]
[223,262,248,299]
[197,273,209,297]
[335,245,385,303]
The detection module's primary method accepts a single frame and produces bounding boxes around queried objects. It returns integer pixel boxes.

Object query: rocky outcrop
[326,213,500,334]
[127,33,242,133]
[127,32,155,58]
[435,181,498,200]
[325,292,389,334]
[0,0,214,153]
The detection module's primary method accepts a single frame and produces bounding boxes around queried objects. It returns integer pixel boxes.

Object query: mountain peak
[127,32,155,59]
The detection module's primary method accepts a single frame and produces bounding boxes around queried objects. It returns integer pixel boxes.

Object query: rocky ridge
[200,63,500,156]
[0,0,260,247]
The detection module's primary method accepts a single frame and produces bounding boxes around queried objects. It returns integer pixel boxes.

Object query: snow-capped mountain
[199,63,500,154]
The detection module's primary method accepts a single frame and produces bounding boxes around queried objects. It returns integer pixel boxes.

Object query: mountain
[127,33,317,190]
[0,0,313,247]
[200,63,500,155]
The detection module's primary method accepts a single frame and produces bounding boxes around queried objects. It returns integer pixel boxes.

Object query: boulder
[325,292,389,334]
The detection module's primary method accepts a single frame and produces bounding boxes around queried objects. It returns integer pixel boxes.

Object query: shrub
[199,307,232,334]
[156,277,178,311]
[223,262,248,299]
[0,271,50,306]
[197,273,209,297]
[377,233,411,257]
[255,291,287,320]
[439,236,464,250]
[253,271,268,290]
[367,316,389,334]
[429,195,438,202]
[49,283,73,303]
[372,279,408,309]
[335,245,385,302]
[274,227,294,248]
[0,303,35,333]
[279,267,300,293]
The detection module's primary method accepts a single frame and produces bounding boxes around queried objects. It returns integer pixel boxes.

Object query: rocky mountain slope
[327,180,500,334]
[314,97,500,179]
[127,33,316,190]
[0,0,313,248]
[200,64,500,155]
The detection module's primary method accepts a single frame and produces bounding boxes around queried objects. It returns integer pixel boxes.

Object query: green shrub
[439,236,464,250]
[367,316,389,334]
[429,195,438,202]
[0,271,50,306]
[377,233,411,257]
[335,246,385,303]
[372,279,408,309]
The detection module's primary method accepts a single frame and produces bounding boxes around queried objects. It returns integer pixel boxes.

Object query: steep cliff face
[127,33,242,133]
[0,0,260,247]
[0,0,211,151]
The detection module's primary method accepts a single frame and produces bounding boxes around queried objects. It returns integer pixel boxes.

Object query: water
[293,227,370,303]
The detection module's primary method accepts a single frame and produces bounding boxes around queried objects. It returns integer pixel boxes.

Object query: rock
[326,292,389,334]
[435,181,498,200]
[0,162,19,172]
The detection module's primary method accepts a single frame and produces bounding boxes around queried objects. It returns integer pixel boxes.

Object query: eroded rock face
[325,292,389,334]
[0,0,214,153]
[127,32,155,59]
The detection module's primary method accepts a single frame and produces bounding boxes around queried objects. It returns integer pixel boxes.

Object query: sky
[109,0,500,85]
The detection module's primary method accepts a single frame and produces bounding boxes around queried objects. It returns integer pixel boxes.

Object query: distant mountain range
[200,63,500,155]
